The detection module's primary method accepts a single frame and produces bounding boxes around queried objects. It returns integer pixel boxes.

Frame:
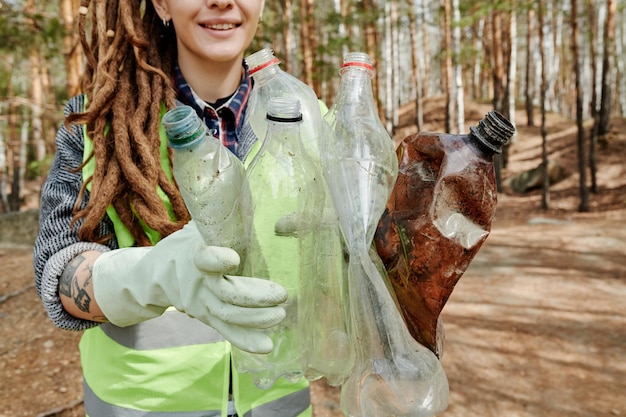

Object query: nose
[207,0,234,9]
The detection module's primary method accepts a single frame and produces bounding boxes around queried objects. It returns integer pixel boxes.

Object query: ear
[150,0,170,21]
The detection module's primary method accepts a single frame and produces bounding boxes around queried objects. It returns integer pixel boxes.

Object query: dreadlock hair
[67,0,191,246]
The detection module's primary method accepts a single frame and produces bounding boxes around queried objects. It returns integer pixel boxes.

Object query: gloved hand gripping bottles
[89,105,291,355]
[92,220,288,354]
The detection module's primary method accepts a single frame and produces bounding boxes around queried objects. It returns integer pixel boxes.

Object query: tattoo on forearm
[59,254,93,313]
[59,270,72,298]
[59,256,82,298]
[72,279,92,312]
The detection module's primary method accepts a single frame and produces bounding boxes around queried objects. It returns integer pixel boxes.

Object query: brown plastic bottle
[374,111,515,357]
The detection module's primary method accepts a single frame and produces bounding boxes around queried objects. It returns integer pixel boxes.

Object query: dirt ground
[1,102,625,417]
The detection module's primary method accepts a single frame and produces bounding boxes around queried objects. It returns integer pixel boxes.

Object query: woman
[33,0,312,415]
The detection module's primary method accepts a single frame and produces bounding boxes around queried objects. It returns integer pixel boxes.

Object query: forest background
[1,1,626,416]
[0,0,624,213]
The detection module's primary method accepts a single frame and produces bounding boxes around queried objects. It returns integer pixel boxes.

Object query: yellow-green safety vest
[79,110,311,417]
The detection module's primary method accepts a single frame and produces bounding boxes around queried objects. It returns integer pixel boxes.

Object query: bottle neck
[266,119,303,136]
[249,58,281,87]
[463,132,493,160]
[468,111,515,155]
[332,67,377,114]
[262,120,306,160]
[162,106,209,149]
[168,122,208,149]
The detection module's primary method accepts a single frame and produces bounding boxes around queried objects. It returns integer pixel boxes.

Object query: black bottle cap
[469,111,516,155]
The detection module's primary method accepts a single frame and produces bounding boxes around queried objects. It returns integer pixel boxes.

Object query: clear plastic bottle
[245,47,326,162]
[297,211,352,387]
[246,47,352,386]
[231,97,326,389]
[322,52,399,248]
[374,111,516,357]
[323,52,449,417]
[161,105,251,265]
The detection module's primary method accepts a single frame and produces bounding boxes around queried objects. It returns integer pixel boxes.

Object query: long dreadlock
[67,0,191,246]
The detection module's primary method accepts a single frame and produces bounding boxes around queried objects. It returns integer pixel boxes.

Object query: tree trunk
[298,0,314,89]
[500,0,517,169]
[616,3,626,116]
[443,0,454,133]
[359,0,381,115]
[588,0,599,193]
[25,0,45,167]
[525,8,535,126]
[547,0,564,113]
[306,0,319,95]
[420,0,430,98]
[491,7,505,189]
[15,123,29,210]
[452,0,464,134]
[339,0,349,58]
[473,18,485,100]
[30,50,46,164]
[40,63,57,156]
[572,0,589,212]
[507,0,518,128]
[390,0,401,134]
[383,1,394,133]
[6,56,20,212]
[408,0,424,131]
[0,130,8,213]
[492,9,505,113]
[501,11,512,119]
[538,0,550,210]
[597,0,616,136]
[283,0,295,74]
[61,0,83,96]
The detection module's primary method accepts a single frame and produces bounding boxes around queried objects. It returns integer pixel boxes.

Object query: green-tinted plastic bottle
[162,105,251,264]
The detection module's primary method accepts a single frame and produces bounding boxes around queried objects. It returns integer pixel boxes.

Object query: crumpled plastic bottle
[323,52,449,417]
[231,97,326,389]
[374,111,516,357]
[161,105,251,267]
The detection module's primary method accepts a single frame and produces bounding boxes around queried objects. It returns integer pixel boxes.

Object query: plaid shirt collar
[173,63,250,153]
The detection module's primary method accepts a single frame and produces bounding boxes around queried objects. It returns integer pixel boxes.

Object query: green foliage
[0,3,64,56]
[0,0,66,105]
[0,61,12,97]
[28,154,54,179]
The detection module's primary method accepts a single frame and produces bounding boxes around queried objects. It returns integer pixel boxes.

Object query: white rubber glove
[92,221,287,354]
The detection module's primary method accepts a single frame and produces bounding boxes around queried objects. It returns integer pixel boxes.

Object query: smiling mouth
[200,23,238,30]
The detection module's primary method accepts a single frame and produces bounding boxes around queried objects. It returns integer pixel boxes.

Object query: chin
[203,46,245,63]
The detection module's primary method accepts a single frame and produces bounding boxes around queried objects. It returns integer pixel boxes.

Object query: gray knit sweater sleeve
[33,95,117,331]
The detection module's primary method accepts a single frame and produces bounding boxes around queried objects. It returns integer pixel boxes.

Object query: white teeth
[202,23,236,30]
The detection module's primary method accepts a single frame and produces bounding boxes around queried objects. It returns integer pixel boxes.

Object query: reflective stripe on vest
[79,108,312,416]
[239,387,311,417]
[83,379,222,417]
[99,309,225,350]
[84,376,311,417]
[80,315,231,414]
[80,312,311,416]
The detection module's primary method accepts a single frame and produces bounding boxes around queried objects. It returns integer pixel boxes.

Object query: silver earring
[162,18,170,27]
